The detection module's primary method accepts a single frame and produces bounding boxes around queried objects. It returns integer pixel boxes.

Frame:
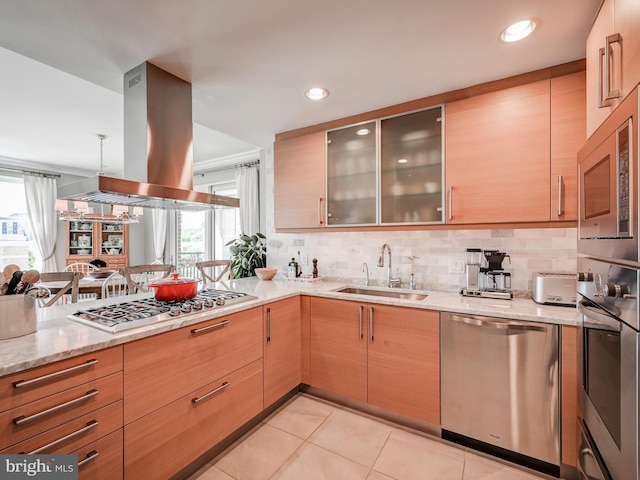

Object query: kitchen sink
[334,286,428,301]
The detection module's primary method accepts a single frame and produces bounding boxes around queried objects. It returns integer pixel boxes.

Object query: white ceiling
[0,0,601,177]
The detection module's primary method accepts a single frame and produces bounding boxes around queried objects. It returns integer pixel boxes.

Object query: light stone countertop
[0,277,579,377]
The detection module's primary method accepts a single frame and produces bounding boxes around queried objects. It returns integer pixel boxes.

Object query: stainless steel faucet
[363,262,370,286]
[378,243,401,288]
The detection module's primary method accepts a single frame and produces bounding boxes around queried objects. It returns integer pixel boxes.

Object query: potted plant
[226,233,267,278]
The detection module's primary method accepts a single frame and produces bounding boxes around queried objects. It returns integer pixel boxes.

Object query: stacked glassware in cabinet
[325,105,444,226]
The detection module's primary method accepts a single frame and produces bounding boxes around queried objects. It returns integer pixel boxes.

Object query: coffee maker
[461,248,513,299]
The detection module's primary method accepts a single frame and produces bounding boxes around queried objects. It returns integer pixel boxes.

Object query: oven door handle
[578,301,623,332]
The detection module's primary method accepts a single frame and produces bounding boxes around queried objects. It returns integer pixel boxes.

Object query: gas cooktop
[67,288,257,334]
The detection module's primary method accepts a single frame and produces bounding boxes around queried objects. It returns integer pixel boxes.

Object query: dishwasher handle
[445,313,549,333]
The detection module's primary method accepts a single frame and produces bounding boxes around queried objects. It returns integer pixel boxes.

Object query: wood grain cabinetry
[368,305,439,423]
[301,296,311,384]
[551,71,587,222]
[309,297,440,422]
[446,80,551,224]
[274,131,326,229]
[561,325,578,468]
[124,360,263,480]
[0,347,123,479]
[586,0,640,136]
[264,297,301,408]
[309,298,368,402]
[123,307,262,424]
[65,220,128,268]
[123,308,263,479]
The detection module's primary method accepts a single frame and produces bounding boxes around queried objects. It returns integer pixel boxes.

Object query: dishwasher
[440,312,560,476]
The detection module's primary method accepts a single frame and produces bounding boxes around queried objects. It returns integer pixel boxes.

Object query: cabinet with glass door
[325,106,444,226]
[326,121,377,226]
[380,107,444,224]
[65,220,128,268]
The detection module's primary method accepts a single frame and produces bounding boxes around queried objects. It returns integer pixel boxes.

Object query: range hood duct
[57,62,239,210]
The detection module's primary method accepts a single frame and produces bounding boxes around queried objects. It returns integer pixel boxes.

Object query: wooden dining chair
[119,264,175,294]
[37,272,84,306]
[101,271,129,298]
[195,260,231,284]
[63,262,98,274]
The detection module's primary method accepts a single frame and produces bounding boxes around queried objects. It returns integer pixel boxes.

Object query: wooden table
[36,277,106,300]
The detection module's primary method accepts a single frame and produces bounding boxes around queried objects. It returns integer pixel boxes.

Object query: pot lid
[147,273,200,287]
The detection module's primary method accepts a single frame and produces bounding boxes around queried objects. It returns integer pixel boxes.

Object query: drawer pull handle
[23,420,98,454]
[13,390,99,426]
[78,450,99,467]
[13,359,99,389]
[191,320,230,335]
[192,382,230,404]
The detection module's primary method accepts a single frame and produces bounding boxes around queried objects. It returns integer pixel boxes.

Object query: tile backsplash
[267,228,577,296]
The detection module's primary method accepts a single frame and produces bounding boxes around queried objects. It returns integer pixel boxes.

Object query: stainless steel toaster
[532,272,577,306]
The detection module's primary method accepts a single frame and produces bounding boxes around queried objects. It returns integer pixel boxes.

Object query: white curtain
[152,209,168,262]
[23,174,58,272]
[235,163,260,235]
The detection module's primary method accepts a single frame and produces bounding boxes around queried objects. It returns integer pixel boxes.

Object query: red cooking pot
[146,273,201,302]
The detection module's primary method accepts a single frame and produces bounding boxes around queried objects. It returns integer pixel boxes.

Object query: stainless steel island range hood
[57,62,239,210]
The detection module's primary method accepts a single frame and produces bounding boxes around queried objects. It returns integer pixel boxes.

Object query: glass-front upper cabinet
[326,121,377,226]
[380,106,444,224]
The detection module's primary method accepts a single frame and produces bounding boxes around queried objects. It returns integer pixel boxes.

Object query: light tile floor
[189,394,557,480]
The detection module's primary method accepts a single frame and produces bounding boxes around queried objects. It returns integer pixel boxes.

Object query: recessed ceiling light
[305,87,329,100]
[397,158,408,164]
[356,128,371,136]
[501,19,536,43]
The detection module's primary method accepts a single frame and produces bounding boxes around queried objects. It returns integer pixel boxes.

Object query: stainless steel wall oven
[577,85,640,480]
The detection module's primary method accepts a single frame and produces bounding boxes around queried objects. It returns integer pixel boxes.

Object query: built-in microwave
[578,86,639,264]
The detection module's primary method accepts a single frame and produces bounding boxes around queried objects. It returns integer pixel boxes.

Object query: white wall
[263,149,577,297]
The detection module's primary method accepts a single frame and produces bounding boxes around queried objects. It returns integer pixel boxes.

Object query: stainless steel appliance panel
[578,419,613,480]
[577,256,639,480]
[440,313,559,466]
[577,86,638,265]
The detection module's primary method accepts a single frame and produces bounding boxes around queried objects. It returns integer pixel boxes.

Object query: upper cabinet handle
[448,186,453,221]
[318,198,324,225]
[557,175,563,217]
[598,48,612,108]
[604,33,621,101]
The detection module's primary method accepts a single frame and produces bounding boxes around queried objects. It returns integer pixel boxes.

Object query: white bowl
[255,268,277,281]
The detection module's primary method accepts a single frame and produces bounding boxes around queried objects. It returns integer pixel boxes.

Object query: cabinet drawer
[74,429,123,480]
[0,346,122,413]
[124,307,262,423]
[1,372,122,448]
[1,400,122,454]
[124,359,263,480]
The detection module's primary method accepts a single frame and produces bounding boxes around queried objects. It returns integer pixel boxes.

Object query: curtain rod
[197,159,259,176]
[0,165,61,179]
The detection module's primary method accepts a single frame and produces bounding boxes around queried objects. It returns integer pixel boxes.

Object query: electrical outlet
[449,259,465,274]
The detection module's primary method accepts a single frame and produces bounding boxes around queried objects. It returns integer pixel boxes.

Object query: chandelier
[56,134,143,224]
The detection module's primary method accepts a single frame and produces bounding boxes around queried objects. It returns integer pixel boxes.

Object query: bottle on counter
[288,258,298,278]
[312,258,318,278]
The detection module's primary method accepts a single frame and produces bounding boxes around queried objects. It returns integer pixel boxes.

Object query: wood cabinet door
[309,298,367,402]
[561,325,578,468]
[124,359,263,480]
[264,297,301,408]
[445,80,551,224]
[367,305,439,423]
[301,296,311,385]
[615,0,640,101]
[586,0,615,136]
[123,307,262,423]
[551,71,586,222]
[274,131,326,229]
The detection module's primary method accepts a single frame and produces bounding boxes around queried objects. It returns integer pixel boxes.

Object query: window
[0,176,43,271]
[175,183,240,278]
